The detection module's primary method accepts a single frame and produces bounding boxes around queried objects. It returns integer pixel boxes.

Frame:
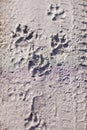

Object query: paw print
[11,24,34,47]
[24,112,40,130]
[50,31,71,66]
[28,53,44,70]
[50,32,71,56]
[9,24,35,70]
[28,53,50,77]
[47,4,66,21]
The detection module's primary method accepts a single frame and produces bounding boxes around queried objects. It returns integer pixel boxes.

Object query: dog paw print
[11,24,34,47]
[28,53,50,77]
[28,53,44,70]
[24,112,40,130]
[9,24,36,70]
[47,4,66,21]
[50,33,71,56]
[49,32,71,66]
[50,32,71,56]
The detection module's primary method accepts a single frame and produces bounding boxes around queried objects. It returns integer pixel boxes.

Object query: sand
[0,0,87,130]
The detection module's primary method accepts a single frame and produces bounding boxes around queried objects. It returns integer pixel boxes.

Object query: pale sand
[0,0,87,130]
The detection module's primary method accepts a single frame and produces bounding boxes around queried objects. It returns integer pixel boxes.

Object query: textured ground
[0,0,87,130]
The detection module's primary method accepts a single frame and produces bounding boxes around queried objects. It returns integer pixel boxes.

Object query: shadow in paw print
[79,49,87,53]
[29,127,35,130]
[47,11,52,15]
[51,44,62,56]
[61,34,66,43]
[52,33,59,42]
[51,33,59,47]
[16,24,21,32]
[15,37,24,46]
[80,56,86,60]
[79,63,87,67]
[28,53,39,68]
[23,25,28,34]
[31,97,35,111]
[32,67,39,77]
[57,63,62,66]
[63,41,69,48]
[39,70,51,77]
[29,125,39,130]
[25,112,38,124]
[52,16,57,21]
[40,55,44,64]
[25,113,33,123]
[33,54,39,62]
[25,31,34,41]
[38,62,49,73]
[11,32,17,38]
[24,111,40,130]
[52,9,64,21]
[84,80,87,82]
[28,60,35,70]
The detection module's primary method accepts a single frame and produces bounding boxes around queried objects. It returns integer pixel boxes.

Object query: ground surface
[0,0,87,130]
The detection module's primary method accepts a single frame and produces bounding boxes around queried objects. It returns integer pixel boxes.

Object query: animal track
[48,31,71,66]
[47,4,66,21]
[11,24,34,47]
[28,52,50,77]
[24,112,40,130]
[9,24,36,70]
[24,112,47,130]
[50,31,71,56]
[24,96,47,130]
